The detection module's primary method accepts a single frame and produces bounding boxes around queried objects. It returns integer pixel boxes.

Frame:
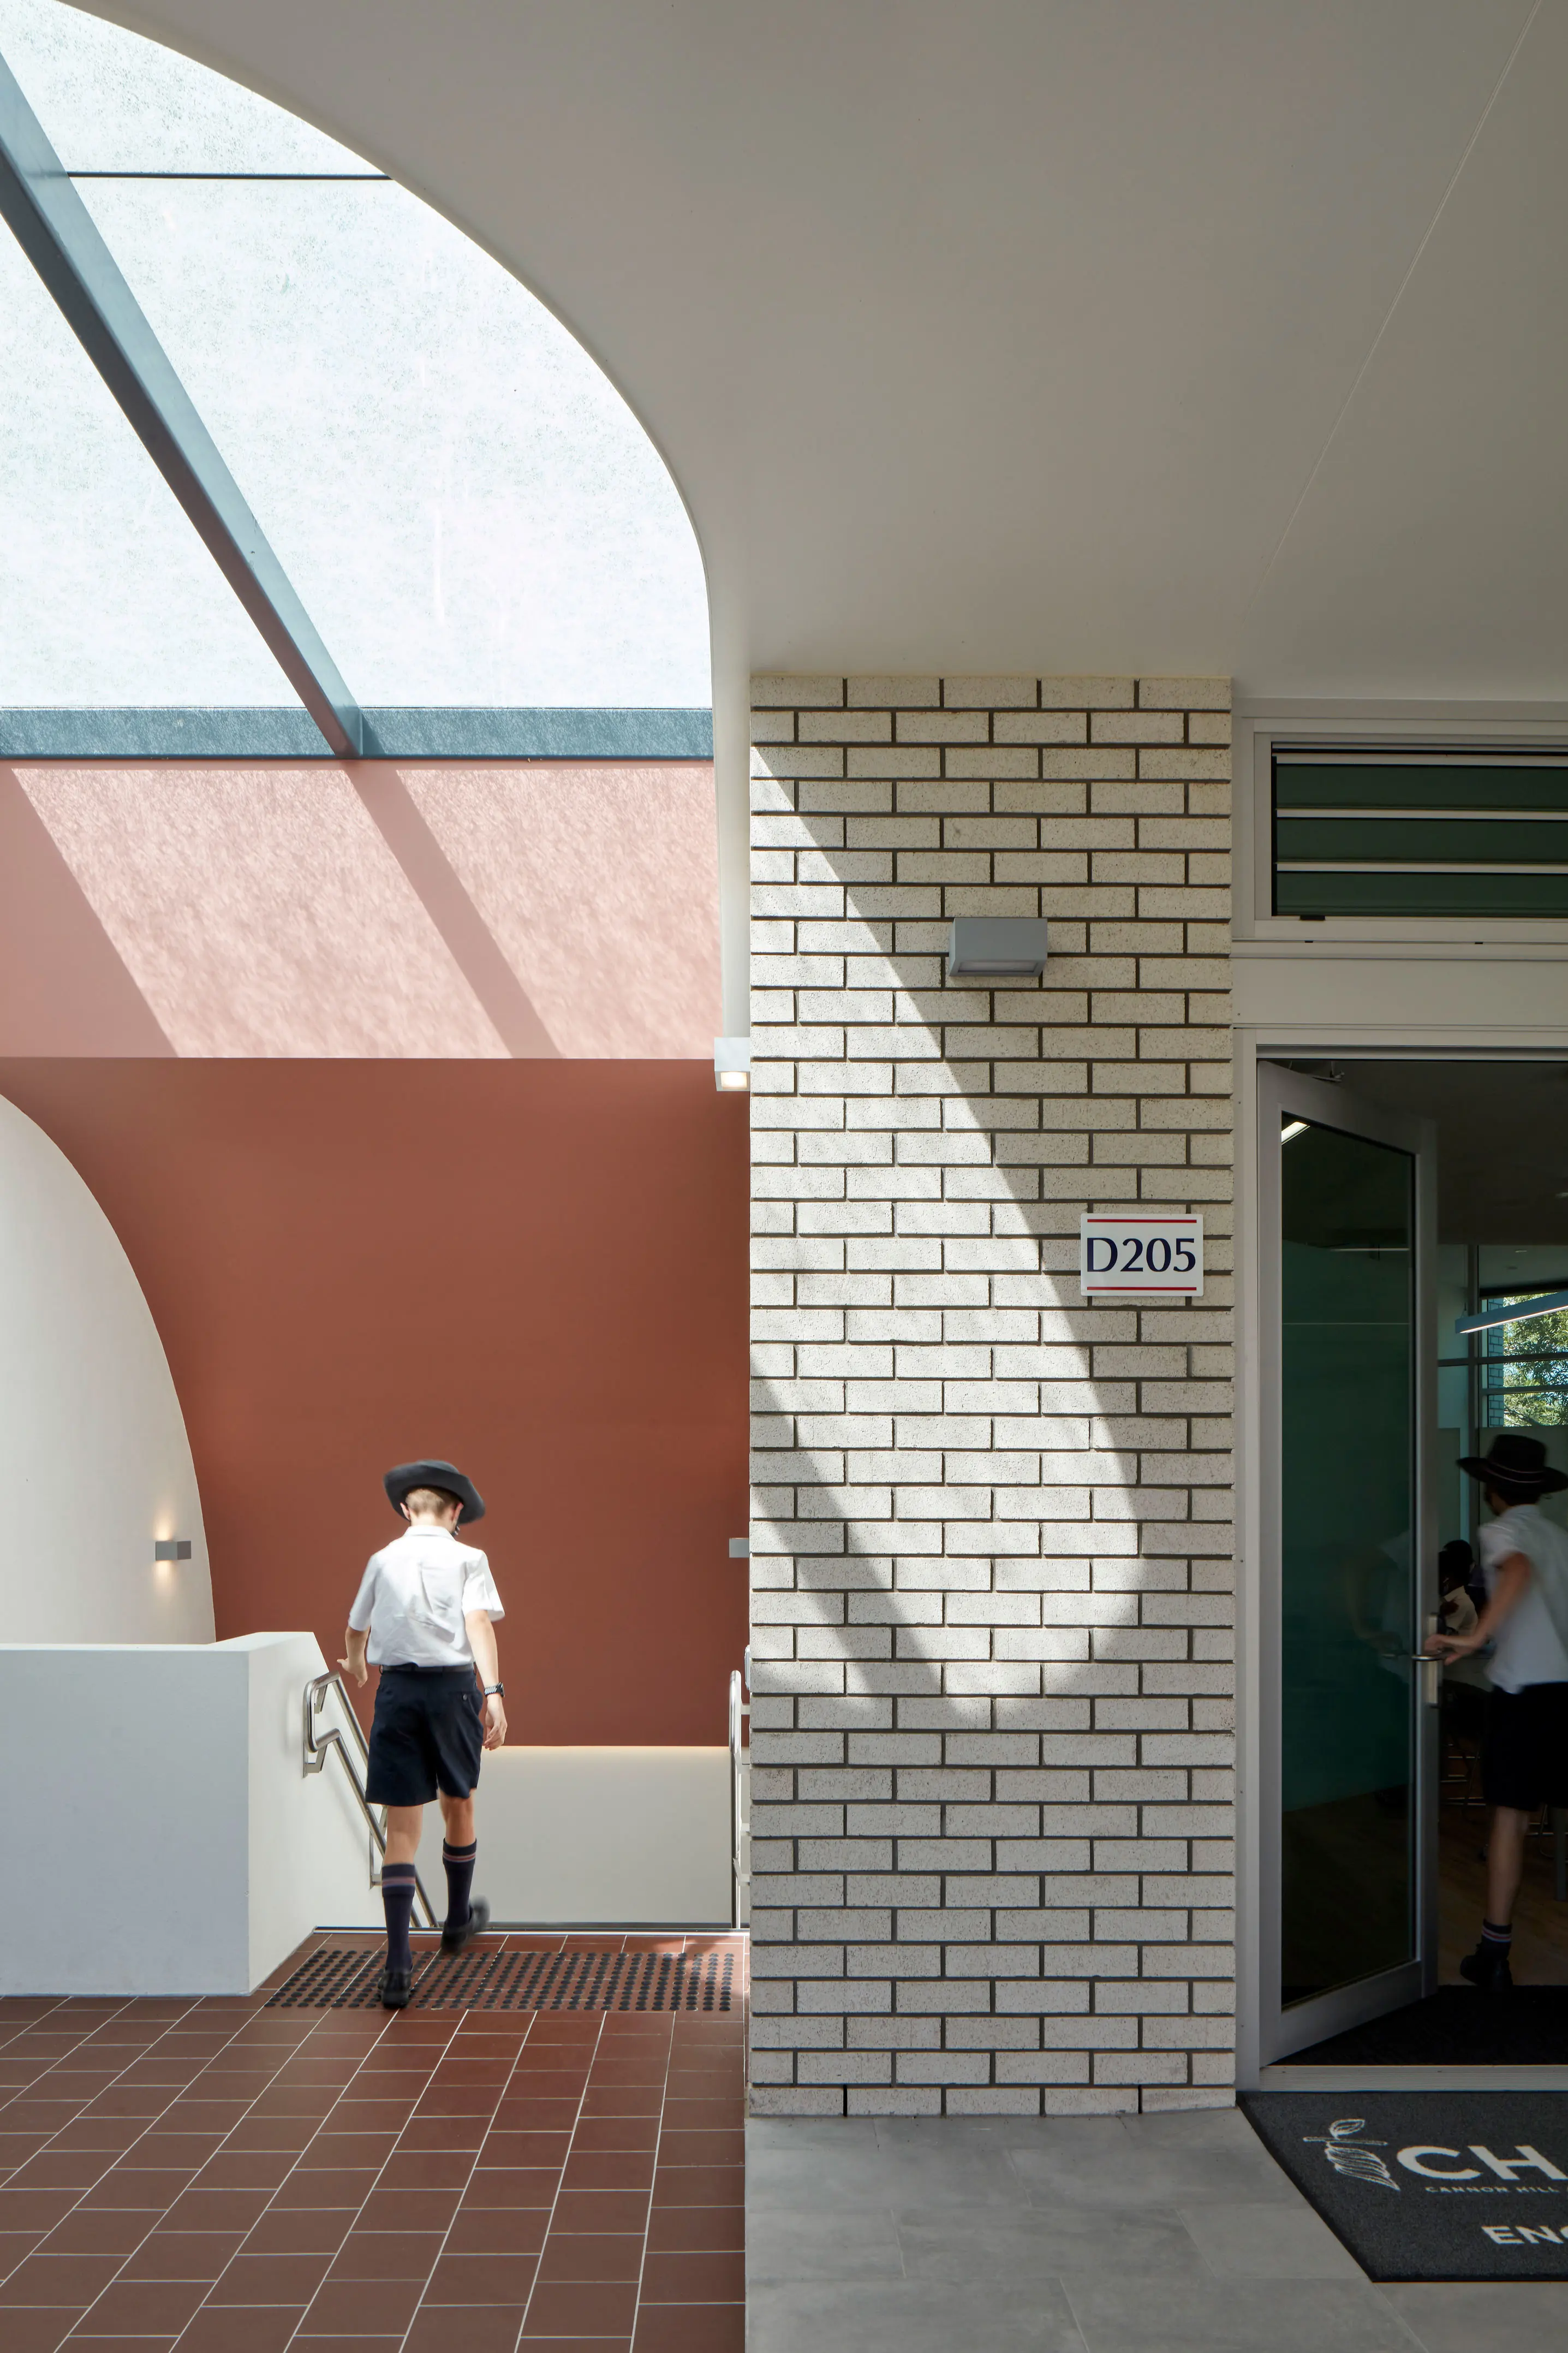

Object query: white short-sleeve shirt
[348,1524,504,1668]
[1478,1504,1568,1693]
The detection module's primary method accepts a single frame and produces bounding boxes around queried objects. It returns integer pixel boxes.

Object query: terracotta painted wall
[0,1059,748,1746]
[0,758,721,1057]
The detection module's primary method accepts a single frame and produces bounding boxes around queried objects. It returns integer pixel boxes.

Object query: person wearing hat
[339,1460,506,2009]
[1427,1434,1568,1990]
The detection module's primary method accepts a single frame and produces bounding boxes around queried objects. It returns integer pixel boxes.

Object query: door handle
[1407,1652,1441,1707]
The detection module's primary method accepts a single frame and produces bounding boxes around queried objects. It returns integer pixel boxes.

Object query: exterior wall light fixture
[154,1539,192,1562]
[714,1037,751,1092]
[946,917,1048,980]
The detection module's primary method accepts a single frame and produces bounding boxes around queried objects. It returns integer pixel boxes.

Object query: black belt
[379,1661,473,1678]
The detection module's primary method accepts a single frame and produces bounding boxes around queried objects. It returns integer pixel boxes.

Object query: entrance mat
[1289,1987,1568,2068]
[1243,2091,1568,2279]
[268,1943,735,2012]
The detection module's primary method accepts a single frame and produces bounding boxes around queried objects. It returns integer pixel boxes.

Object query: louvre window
[1273,752,1568,919]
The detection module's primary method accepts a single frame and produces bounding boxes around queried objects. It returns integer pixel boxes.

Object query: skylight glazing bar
[0,46,362,756]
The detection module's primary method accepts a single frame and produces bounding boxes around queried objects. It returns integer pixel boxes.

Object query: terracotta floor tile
[80,2167,193,2210]
[271,2167,377,2210]
[207,2250,334,2304]
[48,2119,154,2154]
[442,2206,547,2256]
[535,2231,643,2283]
[546,2190,648,2236]
[659,2098,744,2130]
[222,2119,318,2155]
[242,2208,357,2257]
[175,2306,306,2353]
[325,2228,446,2280]
[79,2274,210,2333]
[302,2274,426,2333]
[395,2118,488,2155]
[0,2311,86,2353]
[425,2250,539,2303]
[480,2130,570,2168]
[333,2100,415,2135]
[521,2279,639,2337]
[190,2152,296,2192]
[119,2229,248,2279]
[649,2164,743,2208]
[300,2132,398,2170]
[160,2188,273,2232]
[654,2128,744,2168]
[461,2168,558,2208]
[639,2249,744,2302]
[645,2204,743,2255]
[4,2154,114,2192]
[38,2205,158,2256]
[0,2251,122,2304]
[0,2192,79,2233]
[355,2189,462,2233]
[0,2227,44,2275]
[631,2299,744,2353]
[579,2088,663,2120]
[403,2303,526,2352]
[560,2152,653,2195]
[378,2151,474,2192]
[121,2136,225,2174]
[490,2099,580,2132]
[571,2117,659,2156]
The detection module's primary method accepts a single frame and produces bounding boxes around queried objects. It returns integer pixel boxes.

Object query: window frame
[1234,709,1568,948]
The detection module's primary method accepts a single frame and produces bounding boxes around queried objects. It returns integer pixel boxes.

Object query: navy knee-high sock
[443,1840,477,1933]
[381,1863,417,1972]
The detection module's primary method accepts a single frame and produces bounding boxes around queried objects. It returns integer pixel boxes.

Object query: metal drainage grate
[269,1945,736,2012]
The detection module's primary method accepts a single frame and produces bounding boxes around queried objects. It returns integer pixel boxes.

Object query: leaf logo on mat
[1303,2118,1400,2191]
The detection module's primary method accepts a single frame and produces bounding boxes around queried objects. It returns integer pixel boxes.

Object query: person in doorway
[1427,1434,1568,1990]
[1437,1540,1478,1641]
[339,1459,507,2009]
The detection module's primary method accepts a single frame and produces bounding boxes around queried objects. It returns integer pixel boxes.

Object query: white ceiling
[63,0,1567,702]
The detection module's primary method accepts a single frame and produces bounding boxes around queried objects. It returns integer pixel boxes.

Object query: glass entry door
[1258,1062,1436,2061]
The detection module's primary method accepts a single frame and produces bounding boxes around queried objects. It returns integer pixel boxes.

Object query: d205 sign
[1080,1213,1203,1297]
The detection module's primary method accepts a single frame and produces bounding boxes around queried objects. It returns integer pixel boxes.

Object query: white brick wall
[748,673,1233,2117]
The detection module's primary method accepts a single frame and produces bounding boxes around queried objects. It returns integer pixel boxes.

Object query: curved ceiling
[64,1,1566,699]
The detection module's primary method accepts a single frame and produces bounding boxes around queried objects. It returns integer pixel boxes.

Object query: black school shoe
[1459,1939,1513,1991]
[378,1964,414,2010]
[442,1897,491,1956]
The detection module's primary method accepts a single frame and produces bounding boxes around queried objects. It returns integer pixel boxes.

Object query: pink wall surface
[0,758,721,1057]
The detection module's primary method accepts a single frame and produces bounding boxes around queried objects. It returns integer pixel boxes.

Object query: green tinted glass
[1279,1114,1416,2007]
[1273,756,1568,918]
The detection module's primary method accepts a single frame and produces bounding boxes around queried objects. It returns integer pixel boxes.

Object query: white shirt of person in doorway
[347,1522,505,1671]
[1428,1500,1568,1691]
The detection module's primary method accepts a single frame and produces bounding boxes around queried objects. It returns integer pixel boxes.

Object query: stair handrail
[729,1663,750,1930]
[303,1670,437,1927]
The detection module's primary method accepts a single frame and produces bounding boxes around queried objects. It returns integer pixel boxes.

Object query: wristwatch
[483,1683,505,1697]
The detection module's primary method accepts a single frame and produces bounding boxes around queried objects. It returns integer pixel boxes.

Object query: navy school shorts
[1483,1680,1568,1812]
[366,1665,484,1807]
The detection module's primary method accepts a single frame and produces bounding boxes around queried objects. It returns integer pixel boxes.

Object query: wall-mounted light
[946,917,1048,980]
[1281,1120,1309,1143]
[714,1037,751,1092]
[1456,1287,1568,1338]
[154,1539,192,1562]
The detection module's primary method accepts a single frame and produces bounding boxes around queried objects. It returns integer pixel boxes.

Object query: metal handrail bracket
[303,1672,436,1926]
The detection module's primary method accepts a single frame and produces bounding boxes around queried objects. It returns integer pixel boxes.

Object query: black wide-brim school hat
[384,1459,486,1524]
[1458,1433,1568,1496]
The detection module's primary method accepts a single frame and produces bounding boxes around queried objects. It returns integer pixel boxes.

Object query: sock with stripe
[381,1863,418,1973]
[443,1840,477,1935]
[1480,1917,1513,1948]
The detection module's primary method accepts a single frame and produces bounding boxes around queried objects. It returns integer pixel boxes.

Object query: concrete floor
[746,2106,1568,2352]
